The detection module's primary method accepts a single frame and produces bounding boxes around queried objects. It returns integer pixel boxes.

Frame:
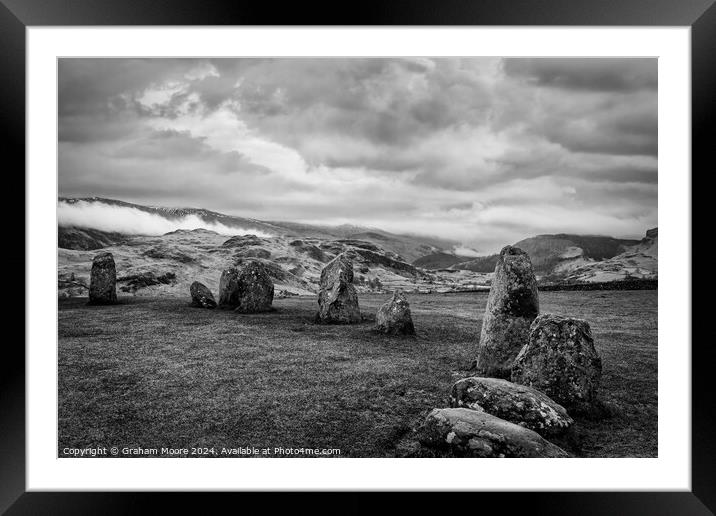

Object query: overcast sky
[58,57,657,253]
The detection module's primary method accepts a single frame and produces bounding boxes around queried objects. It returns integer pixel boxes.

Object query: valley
[58,197,657,299]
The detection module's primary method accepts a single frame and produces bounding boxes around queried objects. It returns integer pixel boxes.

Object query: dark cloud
[503,58,657,92]
[539,96,657,157]
[551,127,657,157]
[442,201,474,211]
[577,166,658,184]
[224,58,494,152]
[59,113,140,143]
[107,128,269,175]
[59,58,198,116]
[110,129,209,159]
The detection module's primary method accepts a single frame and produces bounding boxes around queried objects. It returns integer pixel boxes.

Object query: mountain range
[58,197,451,262]
[57,197,657,298]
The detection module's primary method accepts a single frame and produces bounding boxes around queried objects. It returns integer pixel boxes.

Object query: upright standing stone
[233,261,274,313]
[475,245,539,379]
[189,281,217,309]
[218,267,241,309]
[511,314,602,414]
[88,252,117,305]
[316,253,361,324]
[375,290,415,335]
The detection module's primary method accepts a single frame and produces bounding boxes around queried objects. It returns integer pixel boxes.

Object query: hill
[411,230,657,284]
[412,252,468,269]
[543,228,658,283]
[512,233,640,273]
[59,197,450,263]
[58,227,491,299]
[57,197,656,297]
[58,227,127,250]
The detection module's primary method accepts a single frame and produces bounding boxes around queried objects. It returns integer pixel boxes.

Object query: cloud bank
[451,246,484,258]
[58,201,273,237]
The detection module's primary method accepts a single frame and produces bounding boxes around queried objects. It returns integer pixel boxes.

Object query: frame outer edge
[0,0,27,514]
[691,1,716,513]
[6,0,716,513]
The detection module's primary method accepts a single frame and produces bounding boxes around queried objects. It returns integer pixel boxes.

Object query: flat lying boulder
[417,408,568,458]
[218,267,241,309]
[375,290,415,336]
[476,246,539,378]
[88,252,117,305]
[316,253,361,324]
[449,377,573,437]
[189,281,216,309]
[511,314,602,414]
[233,261,274,313]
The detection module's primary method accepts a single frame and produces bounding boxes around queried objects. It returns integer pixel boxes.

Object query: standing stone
[189,281,217,309]
[375,290,415,335]
[417,408,568,458]
[88,252,117,305]
[233,261,274,313]
[511,314,602,414]
[316,253,361,324]
[475,245,539,378]
[218,267,241,308]
[449,377,573,437]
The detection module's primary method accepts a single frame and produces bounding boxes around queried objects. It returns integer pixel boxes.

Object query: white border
[27,27,690,491]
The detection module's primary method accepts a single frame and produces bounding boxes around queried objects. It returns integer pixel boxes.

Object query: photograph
[56,56,658,459]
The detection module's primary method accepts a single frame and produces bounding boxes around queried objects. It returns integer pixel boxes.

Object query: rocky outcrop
[291,240,329,263]
[316,253,361,324]
[449,377,573,437]
[233,261,274,313]
[88,252,117,305]
[351,248,422,278]
[235,248,271,259]
[417,408,568,458]
[475,246,539,378]
[375,290,415,336]
[189,281,217,309]
[256,261,287,282]
[118,271,176,293]
[58,227,125,251]
[511,314,602,414]
[142,246,195,263]
[221,235,265,248]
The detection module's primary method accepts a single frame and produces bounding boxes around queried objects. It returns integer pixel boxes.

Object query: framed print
[4,0,715,513]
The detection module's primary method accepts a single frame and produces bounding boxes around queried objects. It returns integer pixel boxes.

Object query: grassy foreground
[58,290,657,458]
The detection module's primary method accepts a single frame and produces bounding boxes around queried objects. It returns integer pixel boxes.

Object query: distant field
[58,290,657,458]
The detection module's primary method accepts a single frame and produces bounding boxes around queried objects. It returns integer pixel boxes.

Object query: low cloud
[57,200,273,237]
[451,245,484,258]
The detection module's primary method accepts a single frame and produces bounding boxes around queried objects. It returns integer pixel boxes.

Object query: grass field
[58,290,657,458]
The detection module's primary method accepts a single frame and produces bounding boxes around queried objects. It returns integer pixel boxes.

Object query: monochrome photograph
[57,57,658,458]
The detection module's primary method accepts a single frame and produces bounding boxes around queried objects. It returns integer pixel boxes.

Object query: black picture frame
[3,0,713,513]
